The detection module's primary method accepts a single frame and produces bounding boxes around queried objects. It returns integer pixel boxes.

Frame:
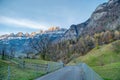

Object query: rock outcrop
[64,0,120,39]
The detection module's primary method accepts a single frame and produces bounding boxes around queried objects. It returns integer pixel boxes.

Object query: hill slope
[68,40,120,80]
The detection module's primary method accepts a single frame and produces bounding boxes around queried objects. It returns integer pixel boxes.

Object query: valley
[0,0,120,80]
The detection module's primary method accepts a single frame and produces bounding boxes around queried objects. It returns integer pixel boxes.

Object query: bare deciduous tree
[0,40,7,60]
[30,35,51,60]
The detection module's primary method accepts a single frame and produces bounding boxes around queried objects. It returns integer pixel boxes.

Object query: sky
[0,0,108,35]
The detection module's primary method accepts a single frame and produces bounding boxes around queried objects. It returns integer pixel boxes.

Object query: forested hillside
[45,30,120,63]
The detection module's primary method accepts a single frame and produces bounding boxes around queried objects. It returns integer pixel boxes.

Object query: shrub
[112,41,120,54]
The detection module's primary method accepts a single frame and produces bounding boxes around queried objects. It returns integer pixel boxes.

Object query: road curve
[35,66,85,80]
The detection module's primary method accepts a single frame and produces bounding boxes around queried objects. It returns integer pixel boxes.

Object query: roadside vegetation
[68,40,120,80]
[0,58,57,80]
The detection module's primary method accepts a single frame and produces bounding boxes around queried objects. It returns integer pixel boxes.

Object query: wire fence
[78,63,104,80]
[0,59,64,80]
[18,60,64,73]
[0,66,17,80]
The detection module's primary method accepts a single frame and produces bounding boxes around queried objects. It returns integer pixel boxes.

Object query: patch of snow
[95,3,107,11]
[108,0,118,5]
[93,12,107,20]
[0,36,7,40]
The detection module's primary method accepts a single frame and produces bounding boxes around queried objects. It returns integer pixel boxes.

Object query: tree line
[1,30,120,63]
[32,30,120,63]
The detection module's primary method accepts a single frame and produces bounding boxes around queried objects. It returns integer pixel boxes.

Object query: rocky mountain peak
[9,33,15,37]
[30,32,36,37]
[62,0,120,39]
[48,26,60,31]
[25,33,30,37]
[109,0,120,3]
[16,32,24,37]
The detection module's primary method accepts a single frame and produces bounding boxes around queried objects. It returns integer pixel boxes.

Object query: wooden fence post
[47,64,50,73]
[35,64,38,75]
[59,61,64,68]
[21,60,25,68]
[7,66,10,80]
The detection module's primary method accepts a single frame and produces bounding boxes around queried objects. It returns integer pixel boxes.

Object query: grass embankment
[68,40,120,80]
[0,59,56,80]
[93,62,120,80]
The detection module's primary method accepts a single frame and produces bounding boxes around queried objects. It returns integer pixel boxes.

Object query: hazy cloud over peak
[0,0,108,34]
[0,16,48,30]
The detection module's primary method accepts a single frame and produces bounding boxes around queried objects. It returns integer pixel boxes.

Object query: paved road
[35,66,85,80]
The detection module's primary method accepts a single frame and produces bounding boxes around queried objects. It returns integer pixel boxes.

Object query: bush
[112,41,120,54]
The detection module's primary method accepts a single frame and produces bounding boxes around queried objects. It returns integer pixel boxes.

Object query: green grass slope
[0,59,56,80]
[68,40,120,80]
[93,62,120,80]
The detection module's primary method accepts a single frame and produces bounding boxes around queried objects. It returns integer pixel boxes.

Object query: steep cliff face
[62,21,88,40]
[85,0,120,34]
[64,0,120,38]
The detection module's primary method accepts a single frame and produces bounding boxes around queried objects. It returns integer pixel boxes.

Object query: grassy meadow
[68,40,120,80]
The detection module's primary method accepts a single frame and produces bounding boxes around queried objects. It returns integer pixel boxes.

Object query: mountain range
[0,27,67,56]
[63,0,120,39]
[0,0,120,57]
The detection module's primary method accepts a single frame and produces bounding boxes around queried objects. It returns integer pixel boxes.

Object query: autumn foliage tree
[30,29,120,63]
[114,30,120,40]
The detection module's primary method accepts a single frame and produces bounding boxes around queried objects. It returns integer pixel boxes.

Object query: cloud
[0,16,48,30]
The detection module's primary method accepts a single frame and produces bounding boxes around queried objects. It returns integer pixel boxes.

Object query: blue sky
[0,0,108,34]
